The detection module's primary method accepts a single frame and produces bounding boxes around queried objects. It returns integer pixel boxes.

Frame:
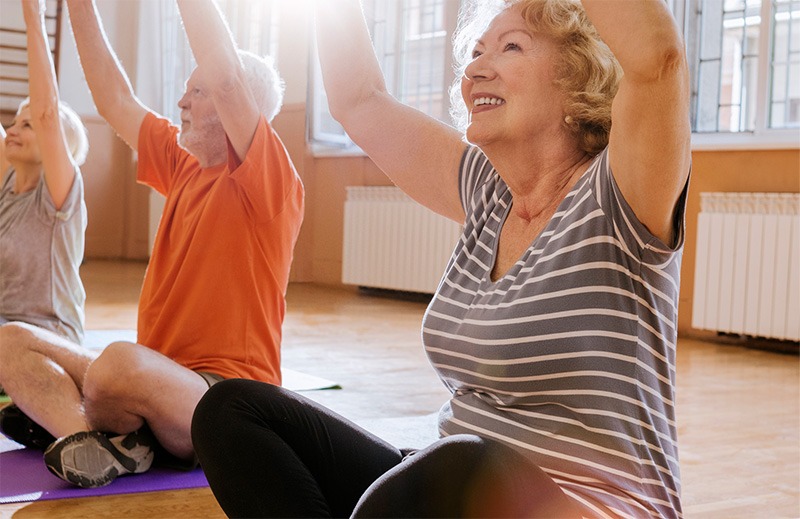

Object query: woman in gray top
[192,0,691,517]
[0,0,89,345]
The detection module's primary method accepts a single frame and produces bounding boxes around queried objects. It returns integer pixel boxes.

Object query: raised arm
[581,0,691,245]
[176,0,259,163]
[65,0,149,150]
[315,0,466,222]
[22,0,75,209]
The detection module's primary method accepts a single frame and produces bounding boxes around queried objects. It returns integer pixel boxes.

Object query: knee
[424,434,487,461]
[193,378,274,426]
[192,379,259,448]
[0,322,37,375]
[193,380,229,430]
[436,435,532,474]
[192,380,284,447]
[83,342,142,405]
[0,321,36,350]
[416,435,534,488]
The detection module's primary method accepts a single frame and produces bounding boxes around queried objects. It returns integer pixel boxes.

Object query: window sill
[310,131,799,157]
[691,129,800,151]
[309,142,367,158]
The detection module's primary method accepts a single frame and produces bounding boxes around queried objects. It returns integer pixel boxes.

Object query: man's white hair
[238,50,285,122]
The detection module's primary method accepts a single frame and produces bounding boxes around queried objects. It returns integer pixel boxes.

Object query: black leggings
[191,379,582,518]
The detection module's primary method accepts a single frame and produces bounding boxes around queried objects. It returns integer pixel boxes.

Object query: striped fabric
[422,146,686,518]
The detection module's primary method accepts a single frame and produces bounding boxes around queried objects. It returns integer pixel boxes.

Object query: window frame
[307,0,462,157]
[159,0,279,125]
[308,0,799,155]
[684,0,800,150]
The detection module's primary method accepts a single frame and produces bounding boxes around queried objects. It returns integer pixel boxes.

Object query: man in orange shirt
[0,0,303,488]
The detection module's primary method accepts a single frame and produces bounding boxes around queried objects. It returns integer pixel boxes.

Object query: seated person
[192,0,690,517]
[0,0,304,489]
[0,0,88,420]
[0,0,89,347]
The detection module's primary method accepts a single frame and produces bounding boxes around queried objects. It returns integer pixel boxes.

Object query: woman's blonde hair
[450,0,621,155]
[17,98,90,166]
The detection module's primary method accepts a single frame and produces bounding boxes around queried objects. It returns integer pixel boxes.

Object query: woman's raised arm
[22,0,76,209]
[315,0,467,222]
[581,0,691,245]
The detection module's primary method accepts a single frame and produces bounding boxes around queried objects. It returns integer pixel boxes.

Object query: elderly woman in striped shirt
[192,0,691,517]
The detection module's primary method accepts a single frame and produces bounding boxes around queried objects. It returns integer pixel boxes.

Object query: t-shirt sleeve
[137,112,195,196]
[458,146,496,217]
[591,147,690,265]
[35,166,84,223]
[226,115,302,221]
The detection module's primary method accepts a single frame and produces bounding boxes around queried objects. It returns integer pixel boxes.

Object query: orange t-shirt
[135,113,304,384]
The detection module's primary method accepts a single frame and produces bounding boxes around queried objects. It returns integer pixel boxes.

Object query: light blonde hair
[17,98,89,166]
[450,0,621,156]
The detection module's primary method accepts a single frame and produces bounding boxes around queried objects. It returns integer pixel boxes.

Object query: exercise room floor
[1,259,797,518]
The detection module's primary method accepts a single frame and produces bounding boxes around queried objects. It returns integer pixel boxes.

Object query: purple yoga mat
[0,440,208,504]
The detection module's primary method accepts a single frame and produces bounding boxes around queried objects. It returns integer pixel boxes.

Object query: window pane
[309,0,460,148]
[160,1,194,125]
[217,0,279,57]
[698,59,723,131]
[399,0,448,121]
[160,0,278,125]
[769,0,800,128]
[692,0,762,132]
[741,54,759,129]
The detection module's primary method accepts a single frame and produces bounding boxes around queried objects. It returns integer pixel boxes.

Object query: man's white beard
[178,114,224,158]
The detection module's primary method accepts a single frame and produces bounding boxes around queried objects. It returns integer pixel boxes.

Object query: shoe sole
[44,430,155,488]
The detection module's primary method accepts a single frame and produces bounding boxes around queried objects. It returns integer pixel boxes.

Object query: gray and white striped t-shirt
[423,146,686,518]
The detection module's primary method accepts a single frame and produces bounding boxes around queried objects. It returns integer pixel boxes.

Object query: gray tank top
[0,168,87,343]
[423,146,687,518]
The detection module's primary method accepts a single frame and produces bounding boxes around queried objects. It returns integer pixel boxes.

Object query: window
[685,0,800,147]
[309,0,461,153]
[770,0,800,128]
[159,0,279,124]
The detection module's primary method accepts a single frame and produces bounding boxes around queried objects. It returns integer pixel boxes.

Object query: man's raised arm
[176,0,260,163]
[65,0,149,150]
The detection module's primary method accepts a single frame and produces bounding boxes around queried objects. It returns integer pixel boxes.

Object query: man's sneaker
[43,429,155,488]
[0,404,56,450]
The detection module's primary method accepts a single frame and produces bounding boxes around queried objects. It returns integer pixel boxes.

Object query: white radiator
[692,192,800,341]
[342,186,462,294]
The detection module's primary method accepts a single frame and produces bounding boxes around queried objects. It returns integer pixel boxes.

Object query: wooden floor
[2,259,798,518]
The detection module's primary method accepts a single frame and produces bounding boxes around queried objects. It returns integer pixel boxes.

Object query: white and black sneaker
[43,429,155,488]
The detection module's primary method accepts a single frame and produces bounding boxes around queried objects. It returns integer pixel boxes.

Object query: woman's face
[460,6,565,148]
[4,106,43,165]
